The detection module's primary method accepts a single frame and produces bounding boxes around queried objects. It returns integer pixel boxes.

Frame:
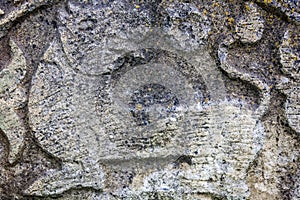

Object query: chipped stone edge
[0,0,58,39]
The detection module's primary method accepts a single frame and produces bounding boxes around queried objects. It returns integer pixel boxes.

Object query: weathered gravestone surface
[0,0,299,199]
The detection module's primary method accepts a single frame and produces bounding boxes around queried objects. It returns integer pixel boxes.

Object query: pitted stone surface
[279,26,300,134]
[26,2,266,196]
[255,0,300,24]
[236,2,264,43]
[279,26,300,80]
[0,0,300,199]
[0,40,27,163]
[285,88,300,134]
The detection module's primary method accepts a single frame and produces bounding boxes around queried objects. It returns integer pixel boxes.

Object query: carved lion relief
[0,0,299,199]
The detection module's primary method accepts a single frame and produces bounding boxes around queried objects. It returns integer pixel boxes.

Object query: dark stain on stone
[174,155,192,166]
[0,36,11,71]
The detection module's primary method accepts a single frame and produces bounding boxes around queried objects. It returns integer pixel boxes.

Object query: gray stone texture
[0,0,299,199]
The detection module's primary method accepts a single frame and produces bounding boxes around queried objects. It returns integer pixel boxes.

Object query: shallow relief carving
[278,26,300,134]
[23,1,269,199]
[0,0,299,199]
[0,39,27,164]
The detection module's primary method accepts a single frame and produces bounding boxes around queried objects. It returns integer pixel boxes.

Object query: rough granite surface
[0,0,299,199]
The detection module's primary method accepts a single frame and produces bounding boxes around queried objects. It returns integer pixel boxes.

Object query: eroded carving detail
[278,26,300,134]
[3,0,300,199]
[235,2,264,43]
[0,39,27,163]
[0,0,59,38]
[24,1,269,199]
